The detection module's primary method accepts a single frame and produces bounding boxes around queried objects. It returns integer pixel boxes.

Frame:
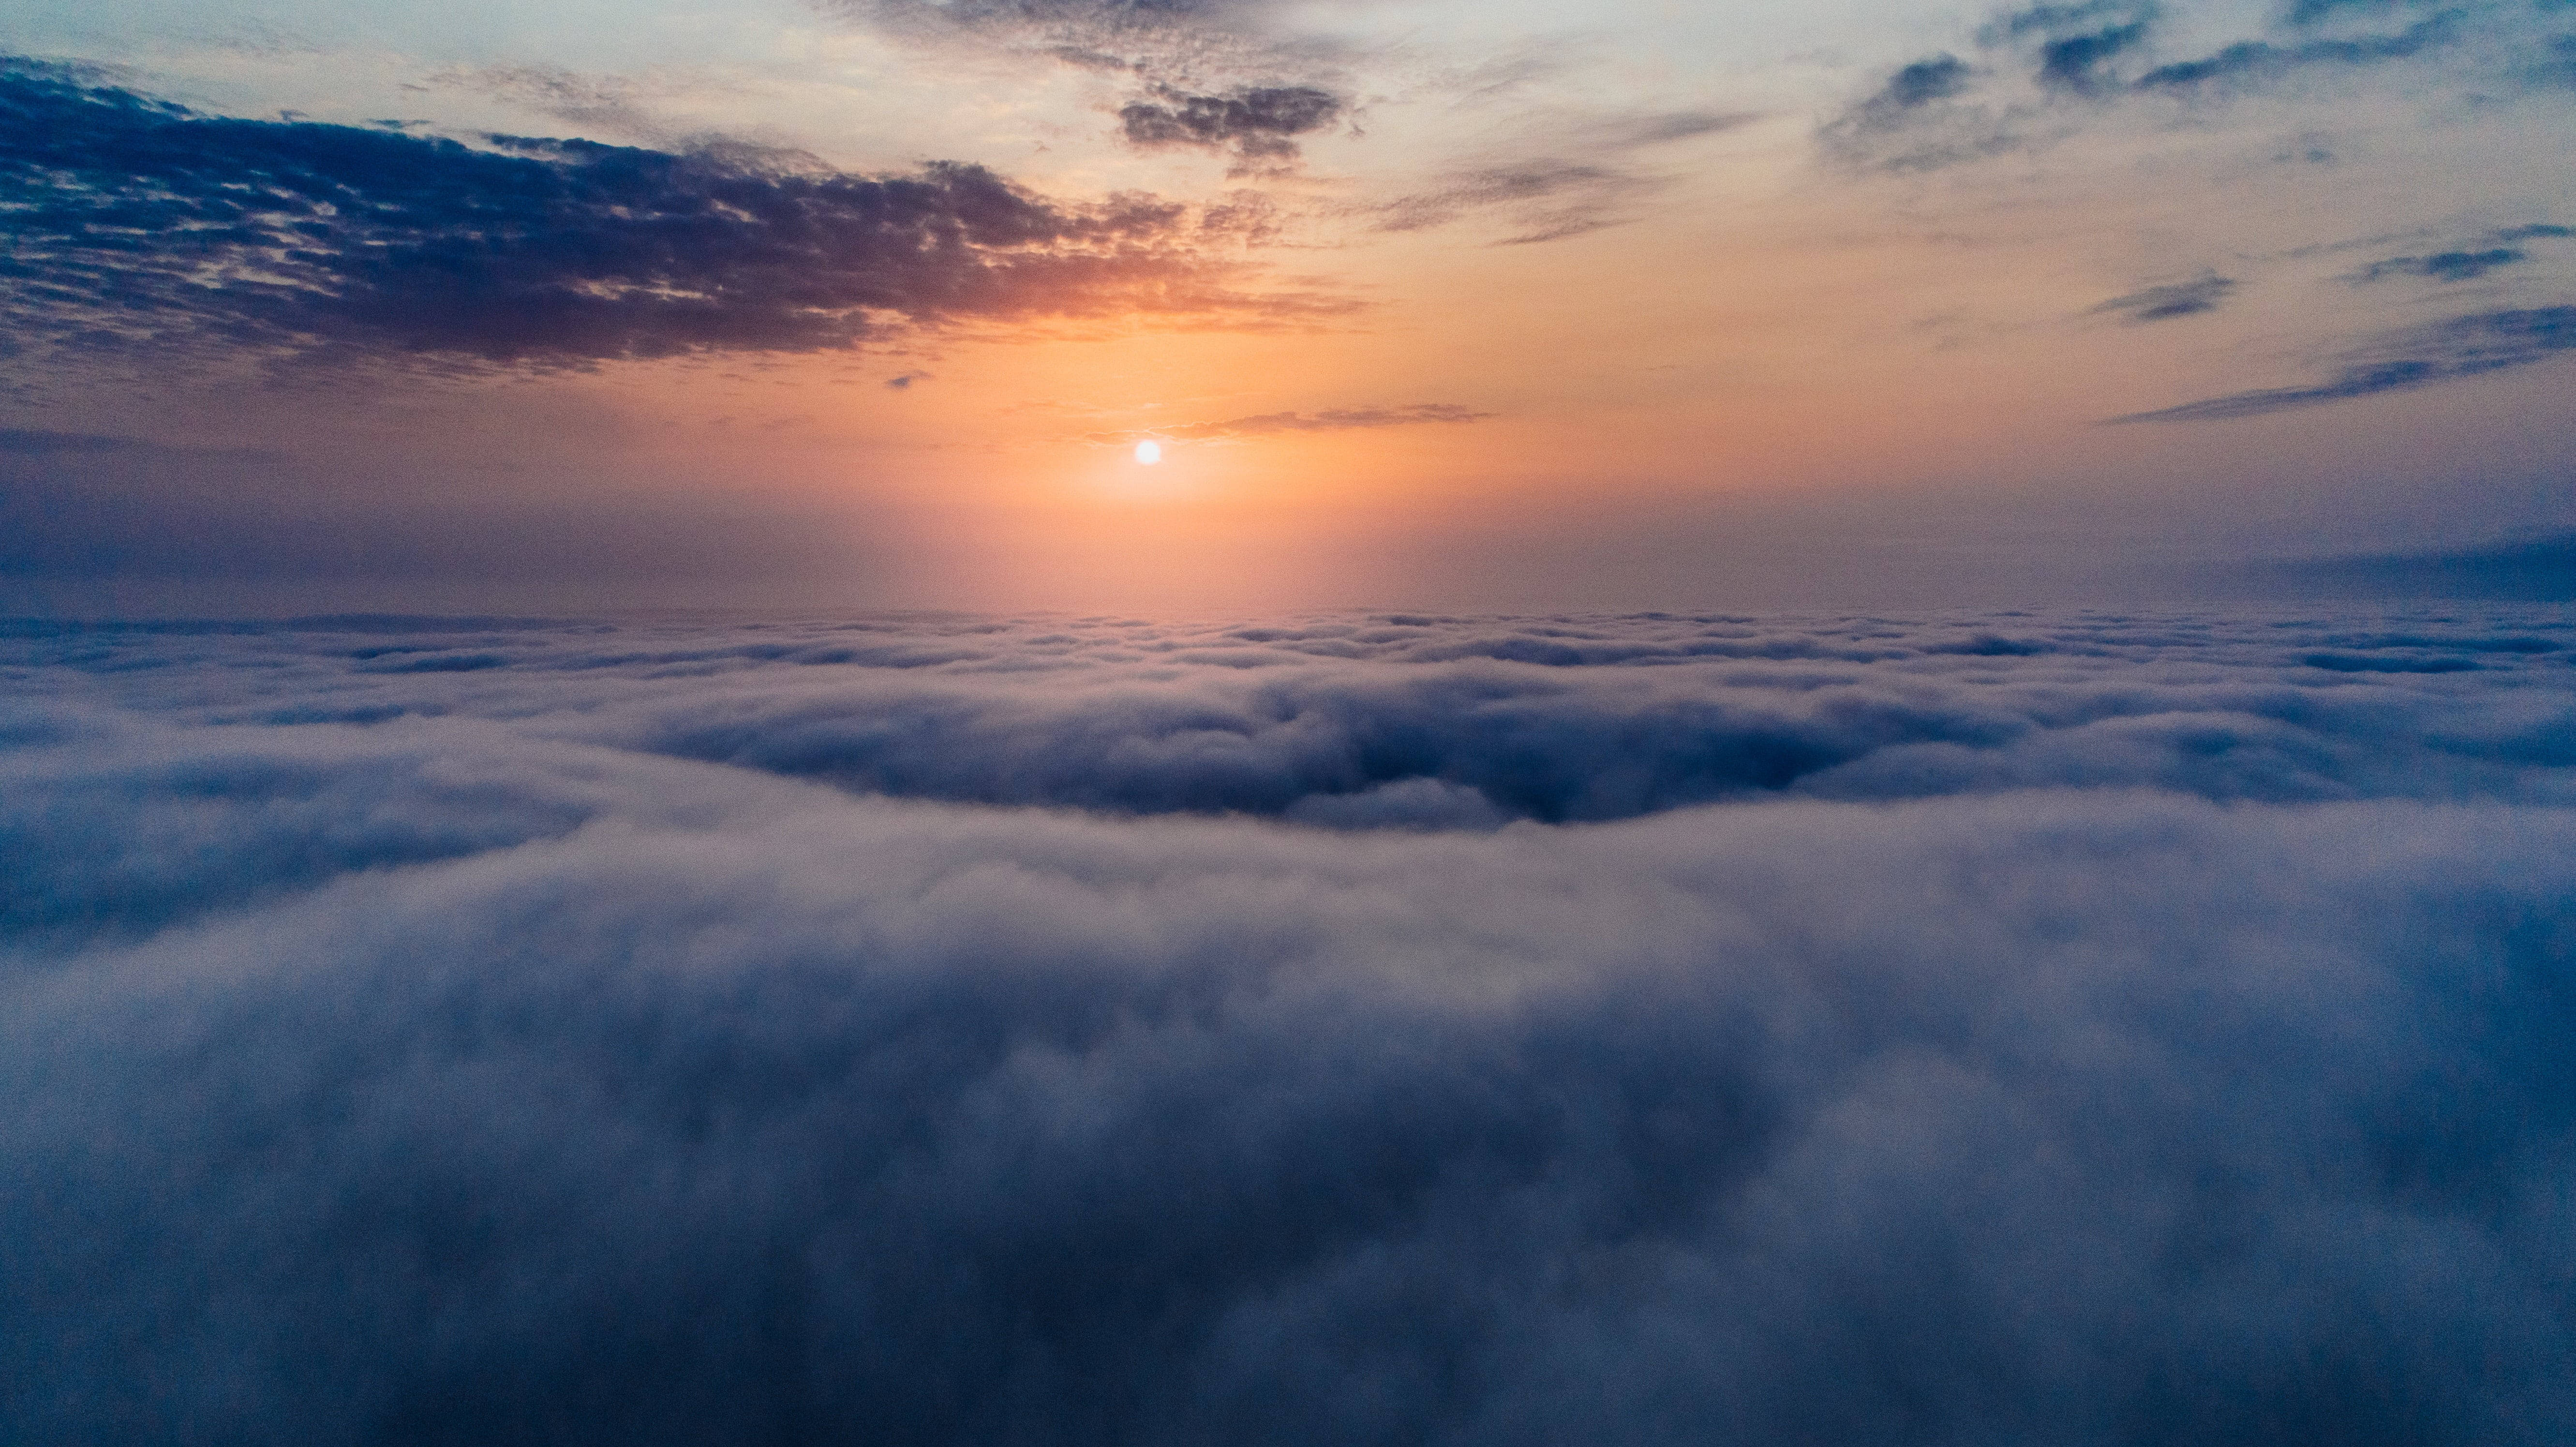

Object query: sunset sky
[4,0,2573,610]
[13,4,2576,1437]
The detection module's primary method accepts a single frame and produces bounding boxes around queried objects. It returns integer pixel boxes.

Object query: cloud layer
[5,606,2575,1443]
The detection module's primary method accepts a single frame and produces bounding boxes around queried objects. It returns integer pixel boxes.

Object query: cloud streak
[1353,106,1758,246]
[1102,402,1491,443]
[1370,162,1667,245]
[2132,12,2459,89]
[2107,306,2576,421]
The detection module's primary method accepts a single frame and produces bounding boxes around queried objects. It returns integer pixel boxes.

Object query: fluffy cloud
[4,607,2574,1443]
[0,60,1334,369]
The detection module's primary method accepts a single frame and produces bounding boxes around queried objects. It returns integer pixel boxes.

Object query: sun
[1134,440,1161,465]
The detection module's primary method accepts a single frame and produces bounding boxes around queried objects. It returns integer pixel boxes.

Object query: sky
[4,0,2575,612]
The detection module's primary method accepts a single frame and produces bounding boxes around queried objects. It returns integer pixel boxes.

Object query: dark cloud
[2092,274,2235,321]
[2351,248,2528,282]
[2133,13,2457,89]
[1876,54,1975,109]
[2035,21,2155,93]
[1117,84,1343,170]
[1107,402,1491,443]
[4,607,2576,1444]
[0,59,1338,370]
[2348,226,2571,282]
[2107,305,2576,421]
[1818,15,2089,173]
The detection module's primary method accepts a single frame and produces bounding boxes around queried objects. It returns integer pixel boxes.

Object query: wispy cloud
[2017,4,2155,95]
[2107,305,2576,421]
[2346,225,2572,283]
[2351,248,2526,283]
[1566,109,1763,150]
[2133,13,2458,89]
[2091,275,2235,322]
[1822,0,2563,175]
[1096,402,1492,442]
[1349,107,1754,246]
